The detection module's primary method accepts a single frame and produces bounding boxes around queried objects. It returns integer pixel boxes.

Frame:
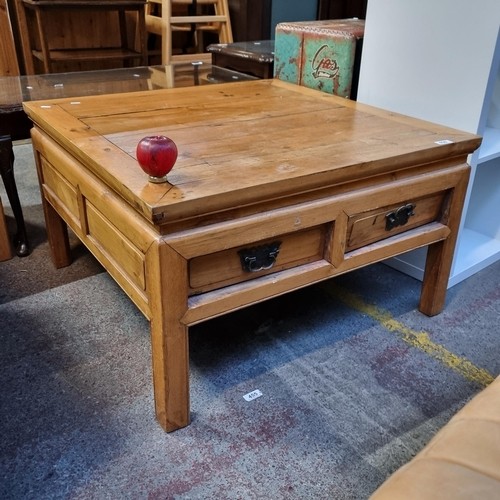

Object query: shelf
[450,227,500,286]
[385,228,500,288]
[478,126,500,163]
[32,48,145,63]
[20,0,148,73]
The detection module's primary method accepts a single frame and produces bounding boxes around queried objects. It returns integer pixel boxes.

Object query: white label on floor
[243,389,263,402]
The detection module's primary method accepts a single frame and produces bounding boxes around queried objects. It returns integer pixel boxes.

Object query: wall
[355,0,500,286]
[270,0,318,38]
[357,0,500,133]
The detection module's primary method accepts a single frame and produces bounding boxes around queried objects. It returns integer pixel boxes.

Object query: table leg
[41,198,72,268]
[419,168,470,316]
[30,135,72,267]
[419,240,453,316]
[146,240,190,432]
[0,135,30,257]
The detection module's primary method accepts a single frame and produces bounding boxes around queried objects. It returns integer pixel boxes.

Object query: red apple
[136,135,178,182]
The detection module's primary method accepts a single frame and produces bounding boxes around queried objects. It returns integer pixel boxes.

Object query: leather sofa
[371,375,500,499]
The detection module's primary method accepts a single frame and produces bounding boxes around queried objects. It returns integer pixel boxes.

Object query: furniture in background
[357,0,500,287]
[317,0,367,20]
[227,0,270,42]
[207,40,274,78]
[24,79,479,431]
[226,0,368,43]
[0,0,19,76]
[17,0,148,74]
[0,135,29,257]
[145,0,232,65]
[5,0,370,74]
[1,0,29,257]
[274,19,365,99]
[371,375,500,499]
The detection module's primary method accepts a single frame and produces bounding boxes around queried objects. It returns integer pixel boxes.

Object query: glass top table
[0,62,258,109]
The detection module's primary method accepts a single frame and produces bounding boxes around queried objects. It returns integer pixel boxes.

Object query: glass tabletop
[0,62,258,107]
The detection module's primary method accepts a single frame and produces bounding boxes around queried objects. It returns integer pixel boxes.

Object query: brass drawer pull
[385,203,416,231]
[238,241,282,273]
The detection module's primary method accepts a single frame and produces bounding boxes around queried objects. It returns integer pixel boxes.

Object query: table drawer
[346,191,447,252]
[189,225,327,294]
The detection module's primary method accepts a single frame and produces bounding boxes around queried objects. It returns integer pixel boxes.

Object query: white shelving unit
[356,0,500,287]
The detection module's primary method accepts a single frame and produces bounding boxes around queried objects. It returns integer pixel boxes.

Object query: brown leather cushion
[371,376,500,499]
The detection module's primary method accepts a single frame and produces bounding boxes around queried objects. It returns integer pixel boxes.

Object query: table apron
[31,127,469,328]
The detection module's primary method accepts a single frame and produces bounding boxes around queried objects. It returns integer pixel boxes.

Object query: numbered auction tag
[435,139,454,145]
[243,389,263,402]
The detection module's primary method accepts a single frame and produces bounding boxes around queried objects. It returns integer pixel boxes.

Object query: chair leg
[34,8,52,73]
[0,197,12,261]
[0,135,30,257]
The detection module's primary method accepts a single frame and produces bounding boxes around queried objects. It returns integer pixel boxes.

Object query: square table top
[23,79,481,226]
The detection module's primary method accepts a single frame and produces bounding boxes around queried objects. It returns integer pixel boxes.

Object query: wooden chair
[18,0,149,74]
[145,0,232,65]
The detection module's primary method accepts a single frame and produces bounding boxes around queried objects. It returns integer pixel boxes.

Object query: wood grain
[0,0,19,76]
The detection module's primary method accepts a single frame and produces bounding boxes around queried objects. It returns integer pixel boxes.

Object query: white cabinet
[357,0,500,287]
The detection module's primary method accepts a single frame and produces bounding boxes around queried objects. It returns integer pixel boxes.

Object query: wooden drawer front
[346,191,447,252]
[189,226,326,294]
[41,157,80,226]
[86,202,146,291]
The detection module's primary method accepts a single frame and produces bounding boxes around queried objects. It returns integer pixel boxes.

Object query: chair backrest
[0,0,20,76]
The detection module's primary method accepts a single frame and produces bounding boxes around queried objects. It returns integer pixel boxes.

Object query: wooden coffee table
[23,79,480,432]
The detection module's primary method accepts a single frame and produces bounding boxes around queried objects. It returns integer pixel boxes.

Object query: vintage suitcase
[274,19,365,99]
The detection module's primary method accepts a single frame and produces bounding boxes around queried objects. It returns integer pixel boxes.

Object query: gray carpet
[1,142,499,499]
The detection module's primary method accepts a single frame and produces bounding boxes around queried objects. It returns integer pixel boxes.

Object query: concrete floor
[1,142,499,499]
